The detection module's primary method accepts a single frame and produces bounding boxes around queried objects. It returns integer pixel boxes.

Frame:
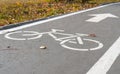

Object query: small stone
[40,46,47,49]
[7,46,11,48]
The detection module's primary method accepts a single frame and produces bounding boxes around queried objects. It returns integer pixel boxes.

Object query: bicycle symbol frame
[5,29,103,51]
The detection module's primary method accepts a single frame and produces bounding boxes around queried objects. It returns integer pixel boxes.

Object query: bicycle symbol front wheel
[60,38,103,51]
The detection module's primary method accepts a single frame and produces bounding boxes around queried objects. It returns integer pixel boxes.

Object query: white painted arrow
[86,13,119,23]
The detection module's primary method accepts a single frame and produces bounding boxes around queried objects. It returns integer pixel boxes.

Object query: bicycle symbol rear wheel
[60,38,103,51]
[5,31,42,40]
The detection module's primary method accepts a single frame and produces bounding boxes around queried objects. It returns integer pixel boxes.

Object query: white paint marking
[86,37,120,74]
[5,31,26,40]
[5,29,103,51]
[60,38,103,51]
[60,39,89,51]
[77,37,83,44]
[86,13,119,23]
[0,2,120,34]
[5,31,42,40]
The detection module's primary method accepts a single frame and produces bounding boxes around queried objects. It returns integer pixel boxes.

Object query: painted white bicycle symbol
[5,29,103,51]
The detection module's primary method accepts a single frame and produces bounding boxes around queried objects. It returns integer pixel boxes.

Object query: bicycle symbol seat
[5,29,103,51]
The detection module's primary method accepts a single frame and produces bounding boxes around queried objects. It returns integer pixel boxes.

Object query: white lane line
[86,37,120,74]
[0,2,120,34]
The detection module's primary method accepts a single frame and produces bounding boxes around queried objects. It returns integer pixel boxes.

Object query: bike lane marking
[4,29,104,51]
[0,2,120,34]
[86,36,120,74]
[86,13,119,23]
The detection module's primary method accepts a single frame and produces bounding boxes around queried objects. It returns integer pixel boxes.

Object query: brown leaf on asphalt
[89,34,96,37]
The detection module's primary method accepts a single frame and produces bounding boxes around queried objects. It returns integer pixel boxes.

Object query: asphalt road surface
[0,2,120,74]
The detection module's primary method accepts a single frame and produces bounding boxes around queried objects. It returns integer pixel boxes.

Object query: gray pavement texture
[0,2,120,74]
